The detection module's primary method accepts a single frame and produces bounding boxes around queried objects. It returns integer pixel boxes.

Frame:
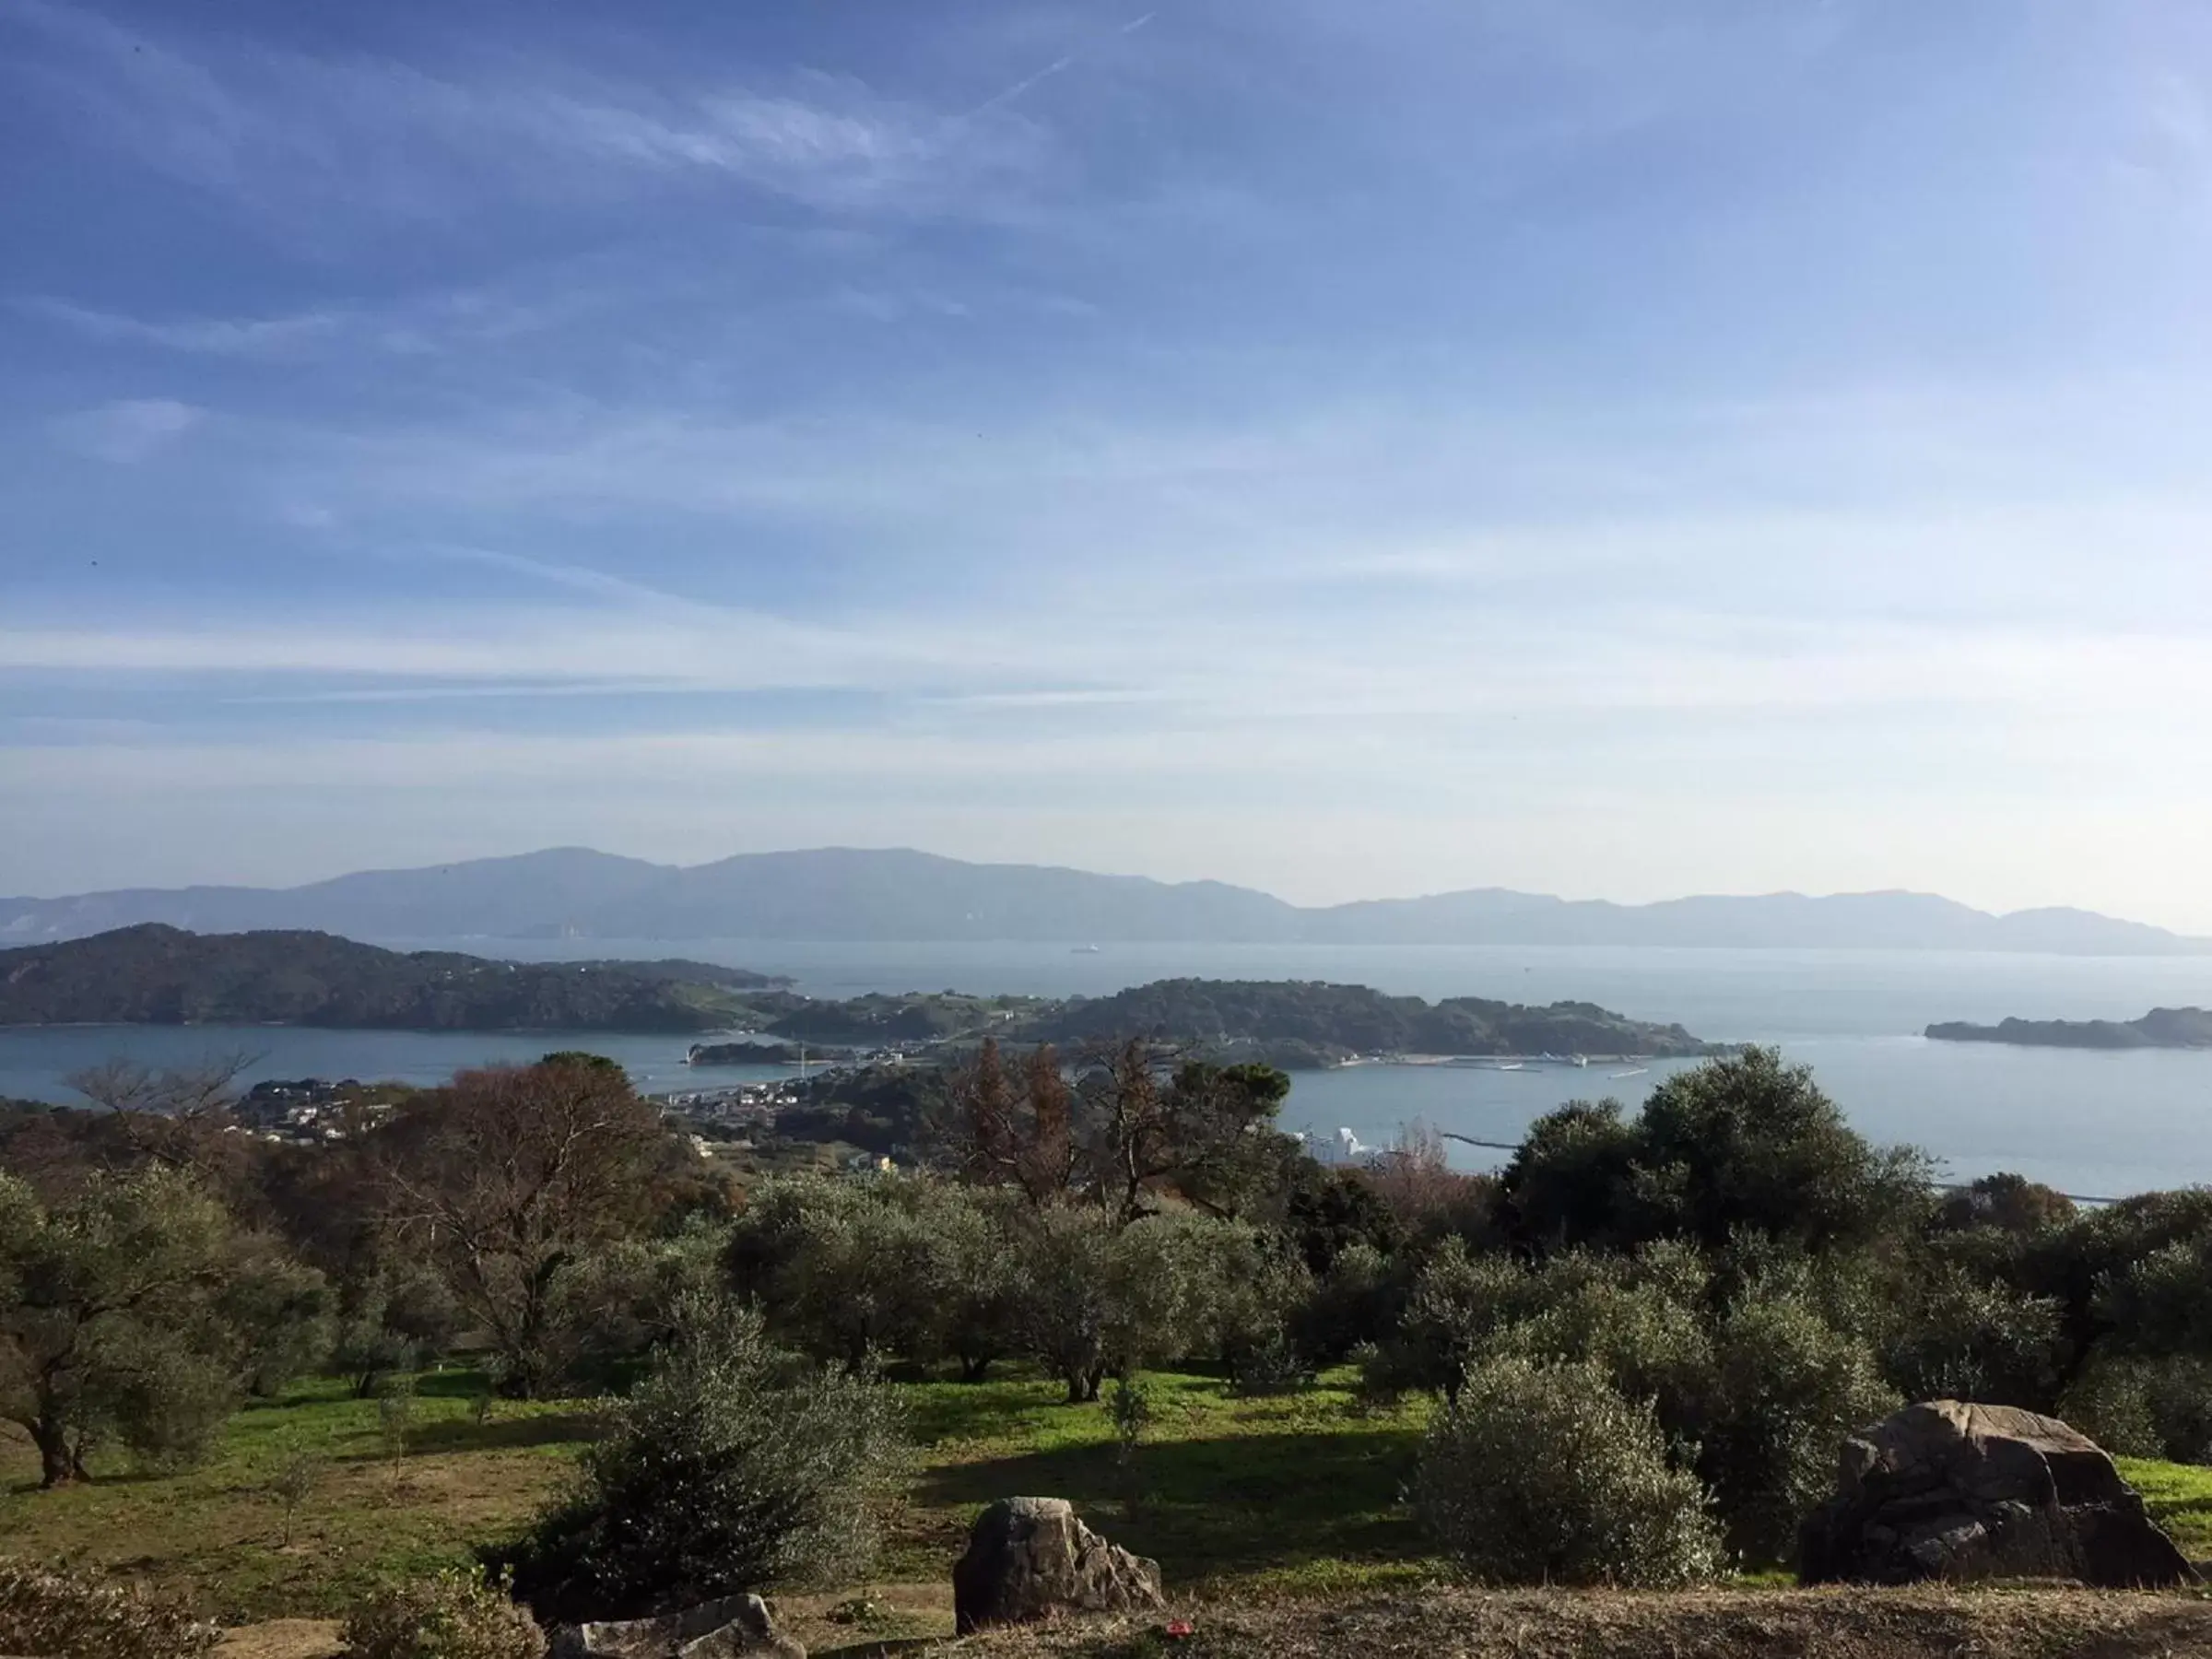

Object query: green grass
[3,1367,2206,1628]
[888,1366,1441,1595]
[2119,1457,2212,1561]
[0,1370,595,1623]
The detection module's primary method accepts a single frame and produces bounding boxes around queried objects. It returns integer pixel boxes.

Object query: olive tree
[1414,1356,1723,1587]
[496,1296,904,1625]
[1501,1050,1931,1256]
[0,1167,259,1487]
[724,1176,949,1370]
[1012,1206,1226,1401]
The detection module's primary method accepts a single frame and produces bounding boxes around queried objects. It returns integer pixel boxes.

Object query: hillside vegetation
[8,1041,2212,1653]
[0,924,780,1031]
[1028,978,1716,1064]
[0,928,1716,1065]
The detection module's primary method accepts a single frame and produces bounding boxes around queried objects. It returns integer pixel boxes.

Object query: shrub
[1371,1236,1525,1398]
[341,1569,542,1659]
[1700,1291,1896,1563]
[1300,1241,1400,1362]
[494,1296,904,1625]
[1413,1357,1724,1587]
[1492,1265,1718,1445]
[1880,1266,2065,1409]
[2061,1353,2212,1464]
[1188,1222,1315,1394]
[0,1559,218,1659]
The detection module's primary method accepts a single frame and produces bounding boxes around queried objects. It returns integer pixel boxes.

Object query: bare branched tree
[63,1053,257,1183]
[938,1040,1077,1206]
[1080,1039,1176,1224]
[369,1054,669,1397]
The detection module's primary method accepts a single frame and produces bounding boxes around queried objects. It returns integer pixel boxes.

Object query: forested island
[1023,978,1717,1066]
[0,924,785,1032]
[0,926,1717,1063]
[1926,1007,2212,1050]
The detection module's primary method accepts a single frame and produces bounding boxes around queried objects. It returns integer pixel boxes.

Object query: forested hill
[0,929,1718,1059]
[1926,1007,2212,1050]
[0,925,783,1032]
[1024,978,1718,1065]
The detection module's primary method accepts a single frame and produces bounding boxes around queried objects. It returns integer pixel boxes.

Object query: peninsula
[1925,1008,2212,1050]
[0,924,786,1032]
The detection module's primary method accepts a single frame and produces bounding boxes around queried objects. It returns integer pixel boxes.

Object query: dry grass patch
[216,1618,344,1659]
[941,1585,2212,1659]
[0,1373,589,1623]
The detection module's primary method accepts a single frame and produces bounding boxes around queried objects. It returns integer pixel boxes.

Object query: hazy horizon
[7,3,2212,928]
[4,840,2204,937]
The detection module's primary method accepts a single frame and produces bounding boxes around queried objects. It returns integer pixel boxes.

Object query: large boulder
[547,1594,804,1659]
[953,1497,1166,1634]
[1799,1400,2199,1588]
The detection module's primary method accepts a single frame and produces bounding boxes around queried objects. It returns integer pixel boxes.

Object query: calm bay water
[5,940,2209,1199]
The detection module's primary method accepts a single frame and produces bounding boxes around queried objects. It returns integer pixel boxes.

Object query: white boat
[1496,1061,1526,1072]
[1610,1066,1651,1080]
[1071,944,1102,954]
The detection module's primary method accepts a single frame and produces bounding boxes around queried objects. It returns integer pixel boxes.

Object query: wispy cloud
[17,298,345,357]
[4,0,1049,226]
[48,398,203,463]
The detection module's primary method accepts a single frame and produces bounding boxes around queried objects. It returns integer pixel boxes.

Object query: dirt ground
[216,1619,343,1659]
[948,1585,2212,1659]
[218,1583,2212,1659]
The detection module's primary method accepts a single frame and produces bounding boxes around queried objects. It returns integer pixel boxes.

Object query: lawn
[0,1370,596,1622]
[2118,1457,2212,1561]
[0,1363,1432,1624]
[887,1368,1438,1595]
[2,1366,2206,1630]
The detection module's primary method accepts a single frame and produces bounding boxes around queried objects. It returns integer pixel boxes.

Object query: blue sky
[6,0,2212,925]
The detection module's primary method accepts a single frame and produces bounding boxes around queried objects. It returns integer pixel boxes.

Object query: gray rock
[548,1594,804,1659]
[953,1496,1166,1634]
[1800,1400,2200,1589]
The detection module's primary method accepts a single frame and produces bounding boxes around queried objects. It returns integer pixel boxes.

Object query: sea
[4,940,2209,1201]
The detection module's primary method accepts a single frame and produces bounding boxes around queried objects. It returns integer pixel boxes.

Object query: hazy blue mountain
[2,848,2202,953]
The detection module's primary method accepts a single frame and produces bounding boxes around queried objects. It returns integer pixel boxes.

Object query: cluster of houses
[229,1077,398,1144]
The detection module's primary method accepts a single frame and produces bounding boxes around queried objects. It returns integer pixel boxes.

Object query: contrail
[963,53,1080,119]
[960,9,1159,121]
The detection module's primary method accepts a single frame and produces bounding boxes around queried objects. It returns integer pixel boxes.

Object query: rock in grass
[953,1496,1166,1634]
[547,1593,804,1659]
[1799,1400,2201,1589]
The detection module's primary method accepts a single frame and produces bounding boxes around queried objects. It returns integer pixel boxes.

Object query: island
[0,926,1722,1065]
[1021,978,1722,1067]
[1925,1008,2212,1050]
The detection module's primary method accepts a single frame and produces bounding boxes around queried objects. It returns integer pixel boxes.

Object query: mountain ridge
[2,847,2202,954]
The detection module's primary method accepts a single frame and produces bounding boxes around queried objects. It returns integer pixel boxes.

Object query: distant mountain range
[1,847,2203,955]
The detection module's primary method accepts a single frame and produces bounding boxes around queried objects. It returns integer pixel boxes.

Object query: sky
[5,0,2212,926]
